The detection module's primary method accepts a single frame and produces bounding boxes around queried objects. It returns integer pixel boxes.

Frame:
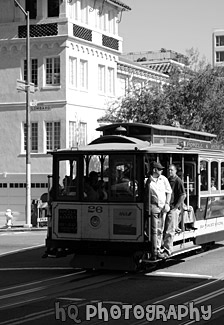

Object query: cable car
[43,123,224,270]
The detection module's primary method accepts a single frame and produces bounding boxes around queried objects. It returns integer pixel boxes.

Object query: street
[0,230,224,324]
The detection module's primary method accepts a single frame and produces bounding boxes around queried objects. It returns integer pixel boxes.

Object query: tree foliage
[99,53,224,142]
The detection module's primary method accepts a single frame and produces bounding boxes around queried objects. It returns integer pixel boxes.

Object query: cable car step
[141,244,202,264]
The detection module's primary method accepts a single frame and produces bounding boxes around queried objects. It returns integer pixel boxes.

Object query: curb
[0,226,47,232]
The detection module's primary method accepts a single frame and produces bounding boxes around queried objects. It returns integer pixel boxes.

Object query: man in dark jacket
[163,164,186,257]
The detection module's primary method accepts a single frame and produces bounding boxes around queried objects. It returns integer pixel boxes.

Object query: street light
[14,0,32,227]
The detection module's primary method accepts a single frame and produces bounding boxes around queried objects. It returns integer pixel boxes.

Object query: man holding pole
[163,164,186,258]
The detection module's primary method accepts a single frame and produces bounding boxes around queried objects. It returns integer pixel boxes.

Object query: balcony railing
[18,23,58,38]
[73,24,92,42]
[102,34,119,51]
[14,21,120,52]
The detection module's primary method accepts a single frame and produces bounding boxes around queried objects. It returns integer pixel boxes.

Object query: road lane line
[193,287,224,304]
[144,277,223,305]
[212,304,224,314]
[0,286,47,301]
[0,244,44,257]
[146,271,213,279]
[0,270,86,293]
[0,300,88,325]
[0,296,47,311]
[57,297,85,301]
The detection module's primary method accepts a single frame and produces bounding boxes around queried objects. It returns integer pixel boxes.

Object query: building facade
[0,0,167,225]
[212,30,224,67]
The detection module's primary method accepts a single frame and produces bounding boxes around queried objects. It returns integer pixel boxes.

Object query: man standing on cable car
[163,164,186,258]
[146,161,172,260]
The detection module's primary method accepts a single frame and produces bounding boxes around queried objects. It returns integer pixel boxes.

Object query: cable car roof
[49,134,224,157]
[97,122,217,142]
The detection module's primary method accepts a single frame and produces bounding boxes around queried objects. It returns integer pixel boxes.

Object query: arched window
[221,162,224,190]
[200,160,208,191]
[211,161,219,190]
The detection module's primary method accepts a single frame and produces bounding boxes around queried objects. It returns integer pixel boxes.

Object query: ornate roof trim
[118,56,169,80]
[107,0,131,10]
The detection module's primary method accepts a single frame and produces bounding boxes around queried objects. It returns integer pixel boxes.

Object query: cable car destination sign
[179,140,224,151]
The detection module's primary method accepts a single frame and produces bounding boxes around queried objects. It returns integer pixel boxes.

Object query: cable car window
[200,160,208,191]
[83,155,109,201]
[58,158,78,198]
[211,161,219,191]
[206,196,224,219]
[221,162,224,190]
[110,155,137,200]
[87,155,101,174]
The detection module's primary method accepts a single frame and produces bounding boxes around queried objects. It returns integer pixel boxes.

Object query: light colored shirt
[149,175,172,209]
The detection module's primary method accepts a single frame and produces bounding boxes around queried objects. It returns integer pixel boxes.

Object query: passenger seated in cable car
[200,169,208,191]
[61,175,72,195]
[221,176,224,190]
[83,174,108,201]
[177,203,197,231]
[97,180,108,200]
[211,178,217,191]
[89,171,99,191]
[61,175,76,196]
[83,176,99,201]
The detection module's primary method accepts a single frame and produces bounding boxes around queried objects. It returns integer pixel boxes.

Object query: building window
[46,122,61,150]
[24,122,38,152]
[48,0,59,17]
[31,123,38,152]
[108,67,115,95]
[216,35,224,47]
[26,0,37,19]
[80,60,88,90]
[216,51,224,62]
[69,121,77,148]
[81,0,88,24]
[69,57,77,87]
[46,57,60,86]
[79,122,87,146]
[98,65,105,93]
[24,59,38,86]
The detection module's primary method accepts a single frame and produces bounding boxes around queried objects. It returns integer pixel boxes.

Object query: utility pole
[14,0,32,227]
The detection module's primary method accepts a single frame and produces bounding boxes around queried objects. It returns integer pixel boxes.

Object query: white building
[0,0,167,226]
[122,50,188,76]
[212,30,224,67]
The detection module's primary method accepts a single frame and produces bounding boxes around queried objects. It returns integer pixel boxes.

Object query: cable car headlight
[90,215,101,228]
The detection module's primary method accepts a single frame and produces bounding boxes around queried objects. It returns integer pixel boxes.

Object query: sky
[119,0,224,63]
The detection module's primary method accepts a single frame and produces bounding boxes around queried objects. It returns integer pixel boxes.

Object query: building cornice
[117,57,169,81]
[0,100,67,110]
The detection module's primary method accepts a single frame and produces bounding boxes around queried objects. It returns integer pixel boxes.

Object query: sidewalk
[0,225,47,232]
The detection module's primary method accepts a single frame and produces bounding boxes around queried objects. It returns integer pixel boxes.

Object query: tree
[98,53,224,141]
[98,82,170,124]
[165,65,224,140]
[185,47,207,71]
